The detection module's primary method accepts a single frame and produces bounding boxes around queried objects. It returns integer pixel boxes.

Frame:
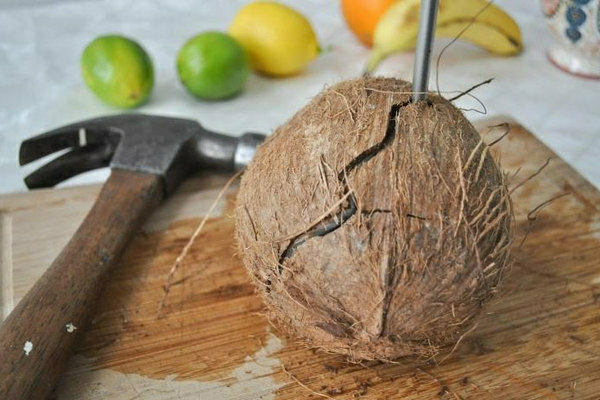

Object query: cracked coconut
[235,77,512,361]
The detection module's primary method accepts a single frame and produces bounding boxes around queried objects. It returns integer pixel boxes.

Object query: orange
[341,0,396,46]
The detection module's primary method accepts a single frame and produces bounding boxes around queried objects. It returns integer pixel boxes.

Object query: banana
[366,0,523,73]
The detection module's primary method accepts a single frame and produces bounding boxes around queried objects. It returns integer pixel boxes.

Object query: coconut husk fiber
[235,77,512,362]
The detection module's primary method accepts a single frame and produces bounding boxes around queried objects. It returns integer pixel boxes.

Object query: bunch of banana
[366,0,523,73]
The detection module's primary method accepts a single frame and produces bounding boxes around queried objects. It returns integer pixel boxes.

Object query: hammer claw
[24,142,116,189]
[19,125,115,166]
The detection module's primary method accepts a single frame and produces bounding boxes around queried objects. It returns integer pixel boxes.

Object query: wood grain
[0,212,13,319]
[1,121,599,399]
[0,169,163,400]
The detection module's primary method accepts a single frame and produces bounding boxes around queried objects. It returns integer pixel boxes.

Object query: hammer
[0,114,265,399]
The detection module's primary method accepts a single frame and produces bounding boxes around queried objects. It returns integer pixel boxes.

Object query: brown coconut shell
[235,77,512,361]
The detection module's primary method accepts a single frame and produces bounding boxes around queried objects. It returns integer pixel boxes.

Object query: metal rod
[411,0,439,102]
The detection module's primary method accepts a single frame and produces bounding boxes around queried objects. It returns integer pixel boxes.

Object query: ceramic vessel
[541,0,600,79]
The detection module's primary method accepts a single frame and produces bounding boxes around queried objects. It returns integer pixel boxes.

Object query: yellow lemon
[229,1,319,77]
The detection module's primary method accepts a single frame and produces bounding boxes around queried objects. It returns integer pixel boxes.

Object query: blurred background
[0,0,598,193]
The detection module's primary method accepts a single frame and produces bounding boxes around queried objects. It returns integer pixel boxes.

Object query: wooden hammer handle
[0,169,163,399]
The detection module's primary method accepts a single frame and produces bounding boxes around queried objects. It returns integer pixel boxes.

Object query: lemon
[177,32,249,100]
[81,35,154,108]
[229,1,319,77]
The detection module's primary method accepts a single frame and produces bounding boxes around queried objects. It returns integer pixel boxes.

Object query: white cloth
[1,0,598,193]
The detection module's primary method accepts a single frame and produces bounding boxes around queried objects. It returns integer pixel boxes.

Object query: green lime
[177,32,249,100]
[81,35,154,108]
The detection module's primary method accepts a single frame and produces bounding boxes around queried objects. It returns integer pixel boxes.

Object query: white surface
[0,0,598,194]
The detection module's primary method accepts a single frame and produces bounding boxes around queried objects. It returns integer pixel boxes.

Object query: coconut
[235,77,512,361]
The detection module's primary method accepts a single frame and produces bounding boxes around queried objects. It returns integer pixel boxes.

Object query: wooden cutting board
[1,118,599,400]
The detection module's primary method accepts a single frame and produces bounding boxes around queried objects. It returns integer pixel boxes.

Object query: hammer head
[20,114,265,193]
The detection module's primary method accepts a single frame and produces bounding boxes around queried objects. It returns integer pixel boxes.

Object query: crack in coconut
[277,100,411,272]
